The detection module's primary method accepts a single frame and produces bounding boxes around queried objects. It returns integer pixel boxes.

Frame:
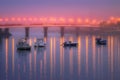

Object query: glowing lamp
[117,18,120,21]
[33,18,37,21]
[23,18,26,21]
[49,17,56,22]
[92,19,97,24]
[85,18,89,24]
[5,18,9,22]
[77,18,82,23]
[17,18,21,21]
[59,17,65,23]
[110,16,114,21]
[0,18,3,22]
[68,18,74,23]
[28,18,33,21]
[11,17,15,21]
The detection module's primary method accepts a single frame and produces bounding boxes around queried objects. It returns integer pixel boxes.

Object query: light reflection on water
[0,28,120,80]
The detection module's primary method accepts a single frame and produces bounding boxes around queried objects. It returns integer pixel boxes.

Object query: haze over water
[0,27,120,80]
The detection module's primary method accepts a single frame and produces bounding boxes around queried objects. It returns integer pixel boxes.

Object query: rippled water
[0,27,120,80]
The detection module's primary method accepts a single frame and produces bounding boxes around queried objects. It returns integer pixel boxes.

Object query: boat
[96,38,107,45]
[34,39,46,47]
[63,41,78,47]
[17,39,31,50]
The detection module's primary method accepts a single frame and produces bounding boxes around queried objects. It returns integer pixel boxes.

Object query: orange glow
[59,17,65,23]
[85,36,88,74]
[23,18,27,21]
[17,18,21,21]
[77,18,82,24]
[5,38,8,76]
[39,18,44,22]
[33,18,37,21]
[110,16,115,21]
[0,18,3,22]
[40,18,47,22]
[92,19,97,24]
[117,18,120,21]
[85,18,89,24]
[43,18,47,21]
[49,17,56,22]
[5,18,9,22]
[11,17,15,21]
[68,18,74,23]
[28,18,33,21]
[107,20,111,24]
[12,38,15,73]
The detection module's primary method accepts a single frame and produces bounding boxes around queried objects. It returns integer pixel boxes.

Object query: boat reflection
[17,50,31,56]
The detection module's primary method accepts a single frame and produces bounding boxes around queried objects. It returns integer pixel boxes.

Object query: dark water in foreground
[0,27,120,80]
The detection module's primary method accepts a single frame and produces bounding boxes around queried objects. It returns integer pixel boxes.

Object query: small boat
[34,39,46,47]
[17,39,31,50]
[63,41,78,47]
[96,38,107,45]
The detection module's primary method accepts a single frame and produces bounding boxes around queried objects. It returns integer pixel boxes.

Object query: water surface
[0,27,120,80]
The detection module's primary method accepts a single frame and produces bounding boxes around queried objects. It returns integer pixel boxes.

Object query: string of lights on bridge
[0,17,120,25]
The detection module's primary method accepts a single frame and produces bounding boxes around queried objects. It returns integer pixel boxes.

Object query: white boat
[34,39,46,47]
[17,39,31,50]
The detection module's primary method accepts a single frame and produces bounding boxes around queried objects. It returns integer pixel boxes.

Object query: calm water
[0,27,120,80]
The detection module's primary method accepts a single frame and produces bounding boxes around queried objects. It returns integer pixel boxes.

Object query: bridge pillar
[75,27,79,37]
[4,28,11,35]
[25,27,29,38]
[4,28,9,33]
[0,28,2,33]
[44,27,48,38]
[0,28,2,37]
[60,27,64,37]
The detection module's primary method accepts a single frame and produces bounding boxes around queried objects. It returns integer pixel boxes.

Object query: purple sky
[0,0,120,20]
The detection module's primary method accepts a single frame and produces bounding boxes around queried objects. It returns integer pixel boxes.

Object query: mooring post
[76,27,79,37]
[25,27,29,38]
[60,27,64,37]
[44,27,48,38]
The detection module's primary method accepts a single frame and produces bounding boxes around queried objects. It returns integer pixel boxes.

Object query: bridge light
[39,18,43,21]
[77,18,82,24]
[5,18,9,22]
[117,18,120,21]
[68,18,74,23]
[33,18,37,21]
[59,17,65,23]
[107,20,111,24]
[85,18,89,24]
[28,18,33,21]
[49,17,56,22]
[110,16,114,21]
[92,19,97,25]
[0,18,3,22]
[11,17,15,21]
[23,18,26,21]
[17,17,21,21]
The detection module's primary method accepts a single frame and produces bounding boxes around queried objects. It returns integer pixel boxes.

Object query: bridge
[0,23,100,38]
[0,23,119,39]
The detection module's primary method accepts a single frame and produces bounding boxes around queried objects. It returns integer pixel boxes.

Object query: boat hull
[17,47,31,50]
[63,43,78,47]
[34,45,45,47]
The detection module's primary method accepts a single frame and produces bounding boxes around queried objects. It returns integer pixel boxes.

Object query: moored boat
[17,39,31,50]
[96,38,107,45]
[34,39,46,47]
[63,41,78,47]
